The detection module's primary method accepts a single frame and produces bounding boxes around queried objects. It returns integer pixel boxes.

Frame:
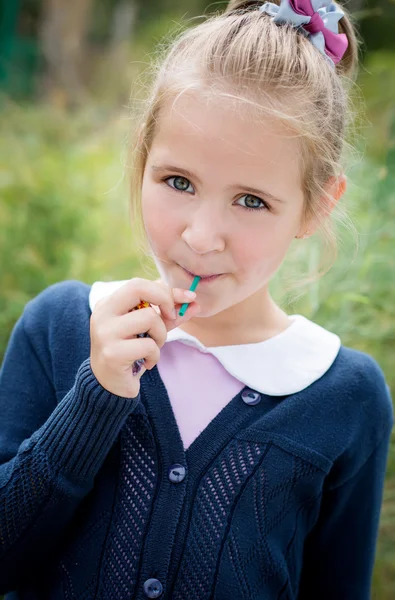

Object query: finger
[117,337,161,372]
[98,278,176,322]
[166,301,202,331]
[171,287,197,305]
[149,287,198,320]
[152,281,198,307]
[126,337,160,371]
[116,307,168,348]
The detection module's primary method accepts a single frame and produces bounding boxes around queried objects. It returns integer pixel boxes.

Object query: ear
[321,173,347,217]
[297,173,347,238]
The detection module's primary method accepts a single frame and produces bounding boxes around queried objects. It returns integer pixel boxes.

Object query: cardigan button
[241,389,261,406]
[168,463,187,483]
[143,578,163,598]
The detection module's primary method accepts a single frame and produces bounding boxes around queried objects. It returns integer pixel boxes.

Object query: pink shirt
[157,341,244,450]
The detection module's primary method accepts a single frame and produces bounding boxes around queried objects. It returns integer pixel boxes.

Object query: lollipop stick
[179,276,201,317]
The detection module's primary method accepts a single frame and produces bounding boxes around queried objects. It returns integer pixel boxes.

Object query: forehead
[151,91,303,189]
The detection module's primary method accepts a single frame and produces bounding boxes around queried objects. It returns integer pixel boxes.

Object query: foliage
[0,99,142,361]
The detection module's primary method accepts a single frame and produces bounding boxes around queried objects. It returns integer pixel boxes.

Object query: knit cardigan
[0,280,393,600]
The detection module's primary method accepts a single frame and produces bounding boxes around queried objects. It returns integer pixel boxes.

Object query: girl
[0,1,393,599]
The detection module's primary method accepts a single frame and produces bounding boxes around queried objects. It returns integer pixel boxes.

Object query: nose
[181,203,226,255]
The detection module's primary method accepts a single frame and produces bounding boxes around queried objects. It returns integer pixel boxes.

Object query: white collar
[89,280,341,396]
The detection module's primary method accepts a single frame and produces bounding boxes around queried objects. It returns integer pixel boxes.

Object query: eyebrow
[151,164,286,204]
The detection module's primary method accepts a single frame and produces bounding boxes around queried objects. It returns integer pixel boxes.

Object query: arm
[297,427,393,600]
[0,310,139,594]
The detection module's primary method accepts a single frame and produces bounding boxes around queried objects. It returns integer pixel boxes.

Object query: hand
[90,278,201,398]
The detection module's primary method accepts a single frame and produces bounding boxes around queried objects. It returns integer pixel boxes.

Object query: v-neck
[140,364,284,480]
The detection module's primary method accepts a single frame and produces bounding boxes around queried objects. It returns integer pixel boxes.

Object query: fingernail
[183,290,196,300]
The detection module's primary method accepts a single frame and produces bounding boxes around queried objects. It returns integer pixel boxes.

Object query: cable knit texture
[0,280,393,600]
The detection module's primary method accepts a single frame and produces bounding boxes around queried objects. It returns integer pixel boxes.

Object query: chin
[191,302,224,319]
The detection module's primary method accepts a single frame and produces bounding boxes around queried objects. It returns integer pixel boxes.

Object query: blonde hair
[129,0,361,298]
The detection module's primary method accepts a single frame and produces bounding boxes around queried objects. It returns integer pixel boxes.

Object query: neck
[179,288,292,347]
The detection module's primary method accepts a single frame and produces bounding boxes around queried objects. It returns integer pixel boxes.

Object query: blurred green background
[1,0,395,598]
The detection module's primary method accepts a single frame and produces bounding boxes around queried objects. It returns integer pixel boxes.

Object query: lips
[198,274,221,281]
[182,266,222,279]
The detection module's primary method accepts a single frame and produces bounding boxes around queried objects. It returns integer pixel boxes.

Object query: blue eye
[236,194,270,212]
[163,176,270,212]
[164,176,194,193]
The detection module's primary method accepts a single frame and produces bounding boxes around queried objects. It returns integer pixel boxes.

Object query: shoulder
[21,281,92,387]
[25,279,91,312]
[23,280,91,337]
[333,344,393,425]
[319,344,393,480]
[256,342,393,485]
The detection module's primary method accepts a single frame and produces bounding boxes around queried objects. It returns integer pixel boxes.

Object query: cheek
[232,224,294,276]
[141,188,178,251]
[143,208,164,250]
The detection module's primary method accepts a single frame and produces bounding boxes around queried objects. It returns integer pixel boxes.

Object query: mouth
[179,265,225,283]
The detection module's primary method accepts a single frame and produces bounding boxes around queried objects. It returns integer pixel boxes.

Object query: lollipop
[130,300,151,376]
[131,276,201,375]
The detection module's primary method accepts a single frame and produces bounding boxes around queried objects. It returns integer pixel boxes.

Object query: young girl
[0,1,393,599]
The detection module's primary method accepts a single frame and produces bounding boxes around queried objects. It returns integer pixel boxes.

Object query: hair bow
[259,0,348,66]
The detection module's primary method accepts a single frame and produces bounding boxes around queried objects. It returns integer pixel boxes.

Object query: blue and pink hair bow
[259,0,348,67]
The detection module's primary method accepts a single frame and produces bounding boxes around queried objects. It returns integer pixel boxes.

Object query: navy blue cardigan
[0,280,393,600]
